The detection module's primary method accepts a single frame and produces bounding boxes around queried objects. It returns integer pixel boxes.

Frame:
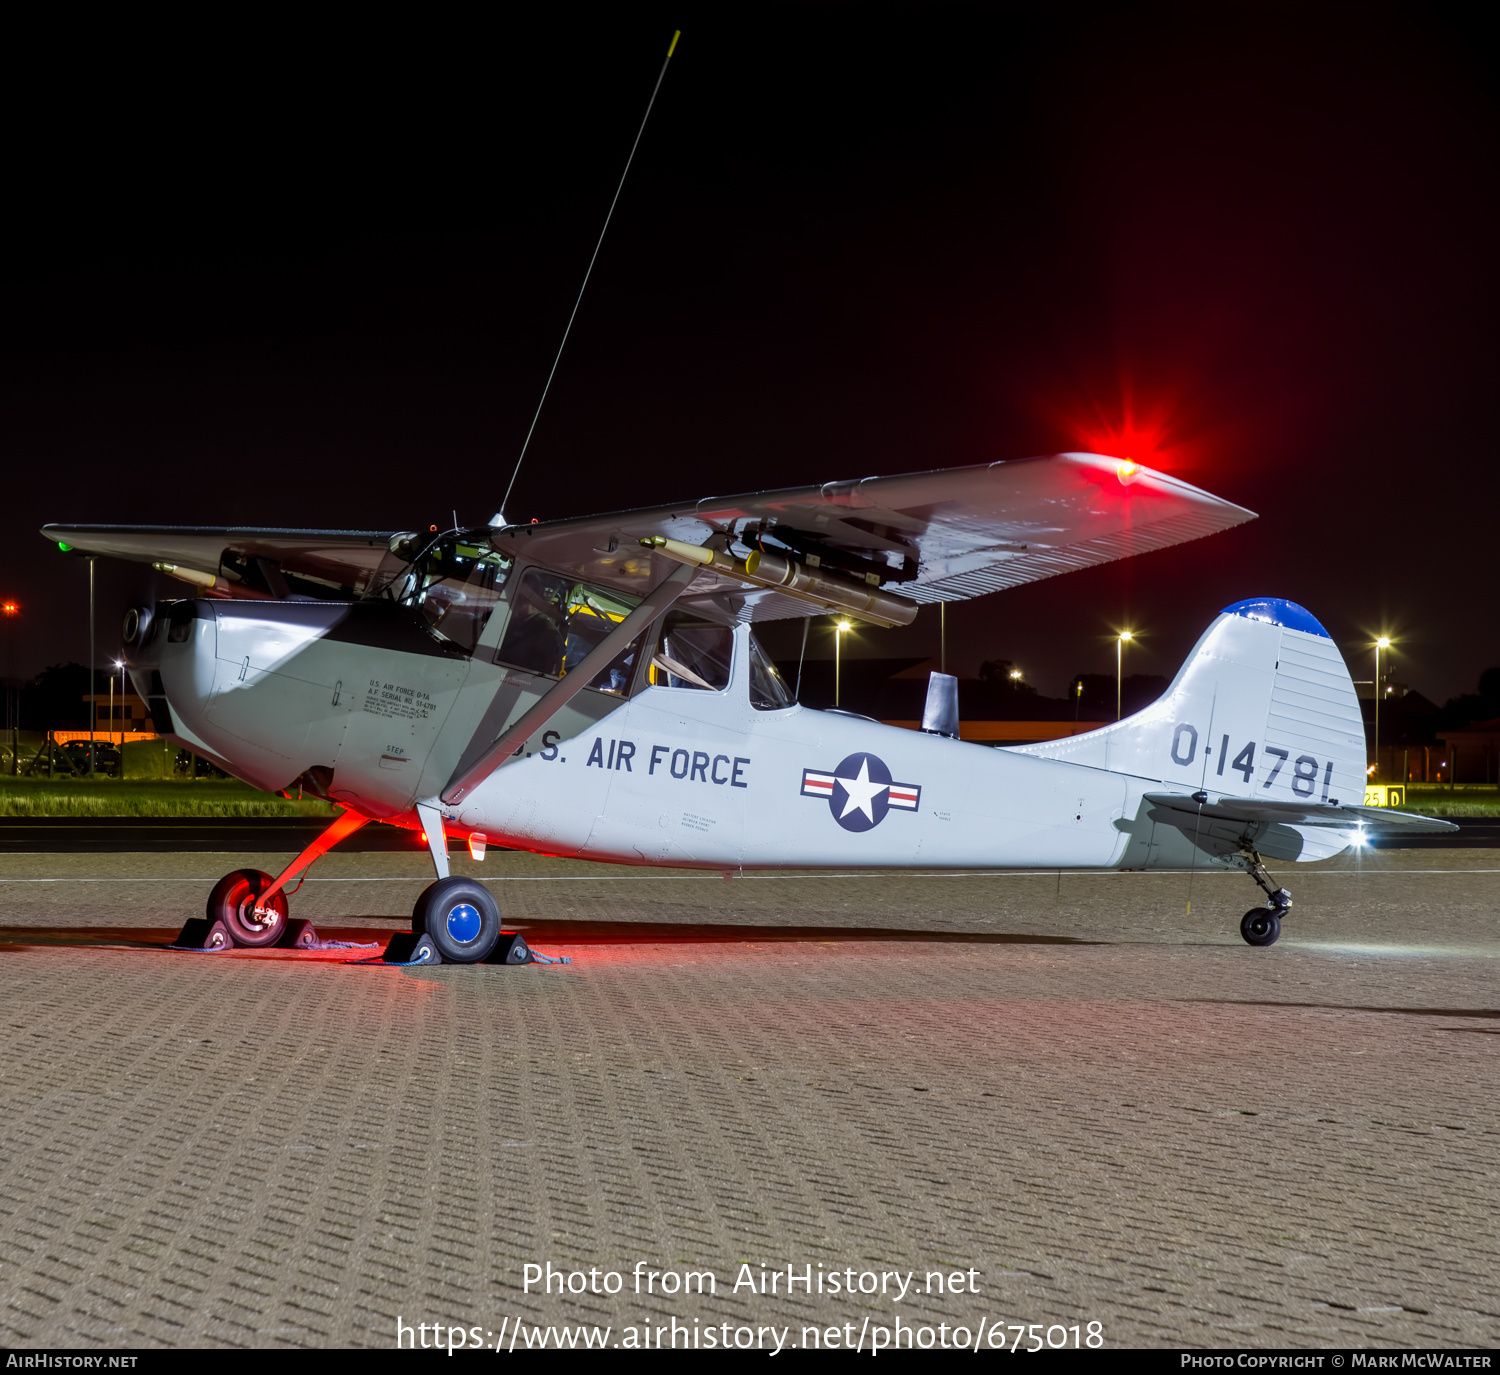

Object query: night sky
[2,6,1495,701]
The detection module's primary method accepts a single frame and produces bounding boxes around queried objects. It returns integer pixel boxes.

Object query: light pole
[1374,636,1390,782]
[2,601,17,775]
[835,619,851,707]
[834,623,858,707]
[85,556,97,775]
[1116,631,1133,721]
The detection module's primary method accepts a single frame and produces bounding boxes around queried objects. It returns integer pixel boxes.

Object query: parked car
[174,749,227,779]
[60,739,122,777]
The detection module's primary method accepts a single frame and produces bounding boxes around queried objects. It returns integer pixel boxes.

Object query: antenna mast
[493,29,681,527]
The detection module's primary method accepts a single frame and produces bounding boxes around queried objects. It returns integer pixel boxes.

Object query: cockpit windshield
[399,532,513,652]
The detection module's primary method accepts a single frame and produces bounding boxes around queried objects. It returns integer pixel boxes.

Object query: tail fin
[1017,598,1366,807]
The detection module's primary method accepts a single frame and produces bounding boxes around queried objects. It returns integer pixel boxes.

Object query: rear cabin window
[497,568,643,696]
[649,612,733,691]
[748,632,794,709]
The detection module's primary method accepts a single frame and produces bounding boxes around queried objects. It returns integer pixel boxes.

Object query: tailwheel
[419,877,501,963]
[1240,908,1282,947]
[208,868,289,948]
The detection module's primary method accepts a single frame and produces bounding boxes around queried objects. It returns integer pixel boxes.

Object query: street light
[1116,631,1133,721]
[834,619,851,707]
[1374,636,1391,782]
[113,660,126,752]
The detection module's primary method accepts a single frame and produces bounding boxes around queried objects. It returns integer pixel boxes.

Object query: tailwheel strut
[1235,847,1289,948]
[172,807,370,950]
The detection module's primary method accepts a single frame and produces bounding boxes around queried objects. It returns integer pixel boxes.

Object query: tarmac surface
[0,845,1496,1351]
[2,815,1494,850]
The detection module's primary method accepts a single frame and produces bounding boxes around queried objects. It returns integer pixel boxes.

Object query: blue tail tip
[1220,598,1330,639]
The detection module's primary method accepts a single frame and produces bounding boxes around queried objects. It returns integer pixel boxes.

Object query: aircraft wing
[494,452,1256,621]
[37,525,409,599]
[41,452,1253,616]
[1143,793,1459,834]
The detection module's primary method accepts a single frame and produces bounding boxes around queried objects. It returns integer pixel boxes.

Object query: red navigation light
[1,601,18,616]
[1116,458,1139,484]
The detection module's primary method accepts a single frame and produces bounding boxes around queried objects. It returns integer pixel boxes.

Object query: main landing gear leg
[174,807,370,950]
[1235,847,1290,947]
[394,801,510,965]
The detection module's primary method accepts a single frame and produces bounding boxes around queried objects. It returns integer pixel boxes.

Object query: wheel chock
[170,917,234,951]
[280,919,321,950]
[487,933,534,965]
[381,931,443,964]
[376,930,559,966]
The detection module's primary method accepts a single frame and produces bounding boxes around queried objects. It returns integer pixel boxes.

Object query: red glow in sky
[1064,392,1190,473]
[1030,370,1220,479]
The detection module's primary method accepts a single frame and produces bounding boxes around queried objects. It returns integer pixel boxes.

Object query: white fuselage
[133,586,1350,873]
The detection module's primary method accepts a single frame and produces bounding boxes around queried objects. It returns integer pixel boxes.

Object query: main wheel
[207,868,288,948]
[420,877,501,963]
[412,884,435,934]
[1240,908,1282,947]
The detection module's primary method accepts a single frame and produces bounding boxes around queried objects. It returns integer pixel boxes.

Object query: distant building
[76,691,156,743]
[1436,719,1500,784]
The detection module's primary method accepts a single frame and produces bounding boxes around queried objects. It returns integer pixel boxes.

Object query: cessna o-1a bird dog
[45,452,1451,959]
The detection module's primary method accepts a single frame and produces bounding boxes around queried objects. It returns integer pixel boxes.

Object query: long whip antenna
[495,29,681,525]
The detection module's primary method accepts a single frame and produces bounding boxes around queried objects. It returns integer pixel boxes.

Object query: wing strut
[439,560,698,805]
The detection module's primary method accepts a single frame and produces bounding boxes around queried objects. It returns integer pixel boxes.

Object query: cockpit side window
[495,567,644,696]
[648,611,733,691]
[406,536,514,653]
[748,631,795,709]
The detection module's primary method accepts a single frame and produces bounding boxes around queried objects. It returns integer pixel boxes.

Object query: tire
[421,877,501,963]
[412,883,436,934]
[1240,908,1281,947]
[208,868,289,948]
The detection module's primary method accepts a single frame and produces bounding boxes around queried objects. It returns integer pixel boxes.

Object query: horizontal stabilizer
[1144,792,1458,834]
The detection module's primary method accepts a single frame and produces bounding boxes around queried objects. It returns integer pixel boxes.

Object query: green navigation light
[56,542,72,552]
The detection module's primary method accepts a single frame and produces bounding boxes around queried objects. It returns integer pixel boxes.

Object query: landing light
[1116,459,1139,484]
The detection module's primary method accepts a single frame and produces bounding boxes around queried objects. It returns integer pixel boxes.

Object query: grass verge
[0,779,335,818]
[1396,786,1500,817]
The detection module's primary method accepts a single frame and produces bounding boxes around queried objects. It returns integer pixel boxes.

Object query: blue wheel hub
[445,902,482,944]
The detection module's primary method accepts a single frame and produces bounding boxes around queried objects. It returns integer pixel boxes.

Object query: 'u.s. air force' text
[583,737,751,787]
[528,731,751,787]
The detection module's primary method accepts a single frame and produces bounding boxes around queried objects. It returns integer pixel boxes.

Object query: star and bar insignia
[801,752,921,832]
